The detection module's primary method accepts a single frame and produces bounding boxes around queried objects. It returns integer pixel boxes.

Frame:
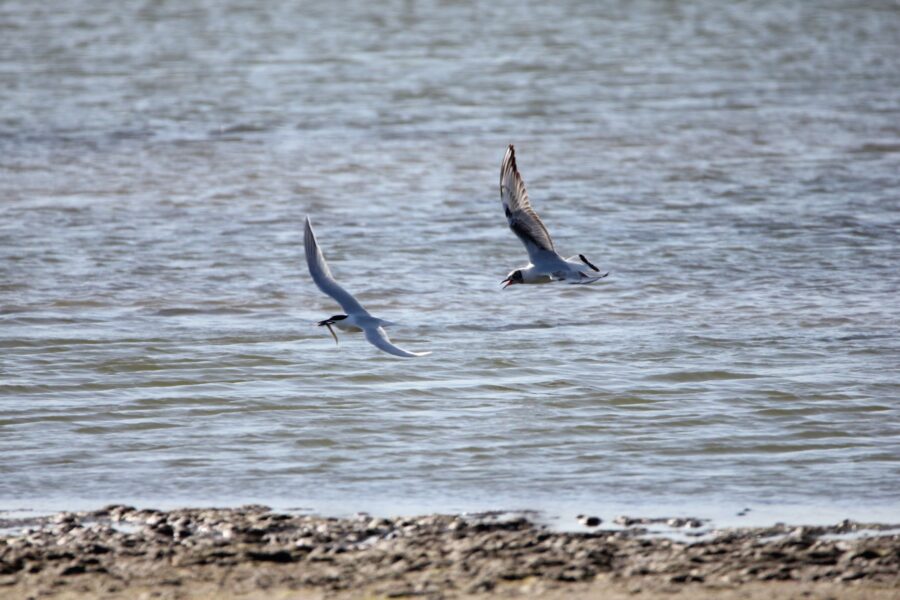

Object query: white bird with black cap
[499,144,609,288]
[304,217,431,358]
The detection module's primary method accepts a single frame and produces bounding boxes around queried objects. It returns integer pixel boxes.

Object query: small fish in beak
[323,322,338,345]
[317,317,343,345]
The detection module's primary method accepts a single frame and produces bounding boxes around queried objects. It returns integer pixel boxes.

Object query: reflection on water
[1,0,899,521]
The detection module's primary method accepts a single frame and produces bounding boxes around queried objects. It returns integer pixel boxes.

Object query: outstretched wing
[500,145,556,264]
[364,326,431,358]
[304,217,369,316]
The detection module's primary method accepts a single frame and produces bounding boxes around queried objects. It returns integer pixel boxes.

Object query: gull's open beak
[501,277,513,289]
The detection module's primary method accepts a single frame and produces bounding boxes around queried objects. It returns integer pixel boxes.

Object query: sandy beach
[2,506,897,599]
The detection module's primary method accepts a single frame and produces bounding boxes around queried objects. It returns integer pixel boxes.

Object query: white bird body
[499,145,608,288]
[513,256,602,285]
[304,217,430,358]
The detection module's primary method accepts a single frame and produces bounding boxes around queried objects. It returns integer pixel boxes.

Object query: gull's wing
[500,145,557,264]
[304,217,369,316]
[364,326,431,358]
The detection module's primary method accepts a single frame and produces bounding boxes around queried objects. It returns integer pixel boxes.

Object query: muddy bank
[1,505,897,598]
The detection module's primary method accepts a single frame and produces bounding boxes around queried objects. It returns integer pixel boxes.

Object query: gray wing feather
[304,217,368,316]
[364,326,431,358]
[500,145,557,264]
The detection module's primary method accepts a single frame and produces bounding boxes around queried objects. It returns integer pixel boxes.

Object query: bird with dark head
[498,145,609,287]
[304,217,431,358]
[501,269,525,288]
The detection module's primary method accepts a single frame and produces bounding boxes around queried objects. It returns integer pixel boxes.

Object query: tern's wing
[304,217,369,316]
[364,326,431,358]
[500,145,558,264]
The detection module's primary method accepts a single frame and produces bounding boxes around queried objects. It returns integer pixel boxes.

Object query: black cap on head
[318,314,348,326]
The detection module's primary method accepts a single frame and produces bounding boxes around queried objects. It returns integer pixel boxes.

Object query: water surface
[1,0,899,523]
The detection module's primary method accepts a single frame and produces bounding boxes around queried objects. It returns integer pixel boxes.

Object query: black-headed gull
[499,145,609,288]
[304,217,431,358]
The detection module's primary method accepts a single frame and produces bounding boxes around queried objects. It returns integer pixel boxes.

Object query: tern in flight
[499,145,609,288]
[304,217,431,358]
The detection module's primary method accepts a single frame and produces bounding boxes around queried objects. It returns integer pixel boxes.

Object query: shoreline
[2,505,898,599]
[5,497,899,532]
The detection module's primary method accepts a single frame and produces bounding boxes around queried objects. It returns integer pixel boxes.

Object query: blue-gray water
[1,0,899,524]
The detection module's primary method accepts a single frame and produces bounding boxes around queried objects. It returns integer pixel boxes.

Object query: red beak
[501,278,513,289]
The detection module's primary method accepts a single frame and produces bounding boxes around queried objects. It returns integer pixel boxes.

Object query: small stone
[246,549,294,563]
[578,515,602,527]
[448,519,466,531]
[59,563,86,576]
[54,513,77,524]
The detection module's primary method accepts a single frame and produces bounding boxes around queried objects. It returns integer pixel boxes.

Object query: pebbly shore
[1,505,898,599]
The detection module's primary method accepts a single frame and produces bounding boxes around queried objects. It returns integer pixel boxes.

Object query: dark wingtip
[503,144,518,173]
[502,145,518,188]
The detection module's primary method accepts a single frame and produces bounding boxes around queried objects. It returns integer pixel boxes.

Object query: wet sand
[2,505,897,599]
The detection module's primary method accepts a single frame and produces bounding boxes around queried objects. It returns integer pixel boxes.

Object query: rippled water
[2,1,899,523]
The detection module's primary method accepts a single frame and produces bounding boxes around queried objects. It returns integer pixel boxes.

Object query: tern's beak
[501,277,513,289]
